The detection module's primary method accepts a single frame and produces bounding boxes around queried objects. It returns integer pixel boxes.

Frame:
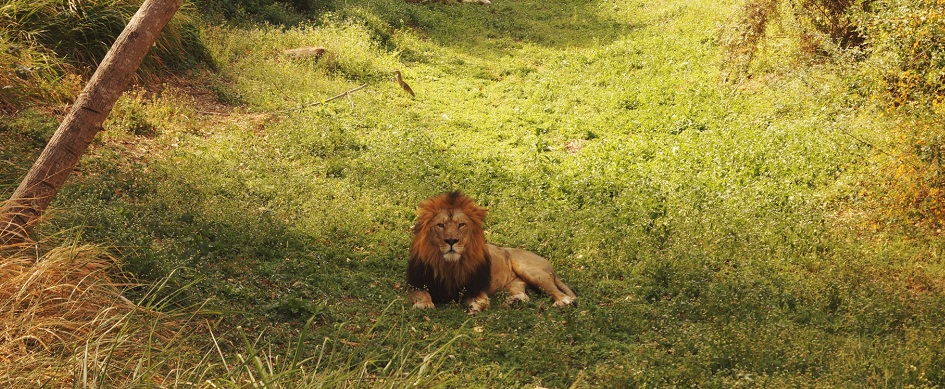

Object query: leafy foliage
[861,0,945,109]
[857,0,945,229]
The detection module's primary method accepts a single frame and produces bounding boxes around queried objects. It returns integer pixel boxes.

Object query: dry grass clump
[0,241,196,387]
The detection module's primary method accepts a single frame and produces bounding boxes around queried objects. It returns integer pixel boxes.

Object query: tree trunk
[0,0,183,245]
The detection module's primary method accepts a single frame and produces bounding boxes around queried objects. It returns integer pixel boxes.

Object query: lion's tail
[555,277,577,299]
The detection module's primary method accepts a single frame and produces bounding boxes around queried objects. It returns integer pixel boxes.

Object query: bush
[860,0,945,109]
[796,0,868,49]
[724,0,870,74]
[857,0,945,230]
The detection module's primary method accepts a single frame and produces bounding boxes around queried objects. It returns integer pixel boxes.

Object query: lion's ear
[415,198,439,224]
[413,206,434,233]
[465,204,488,227]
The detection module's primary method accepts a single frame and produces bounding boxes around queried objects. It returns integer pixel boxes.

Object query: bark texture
[0,0,183,245]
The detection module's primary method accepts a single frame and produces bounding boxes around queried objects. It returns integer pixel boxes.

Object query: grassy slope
[4,0,945,386]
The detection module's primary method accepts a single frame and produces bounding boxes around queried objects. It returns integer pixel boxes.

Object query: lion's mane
[407,191,491,303]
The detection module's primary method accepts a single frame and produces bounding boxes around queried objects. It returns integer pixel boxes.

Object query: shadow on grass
[336,0,640,59]
[0,110,59,190]
[23,144,388,330]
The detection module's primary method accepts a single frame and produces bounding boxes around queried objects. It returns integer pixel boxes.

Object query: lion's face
[411,191,489,266]
[427,210,474,262]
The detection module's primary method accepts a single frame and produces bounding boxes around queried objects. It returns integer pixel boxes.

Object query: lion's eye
[458,223,466,228]
[436,223,445,229]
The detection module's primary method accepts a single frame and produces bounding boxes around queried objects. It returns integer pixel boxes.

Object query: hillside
[2,0,945,386]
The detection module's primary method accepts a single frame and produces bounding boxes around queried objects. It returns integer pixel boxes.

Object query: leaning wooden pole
[0,0,183,245]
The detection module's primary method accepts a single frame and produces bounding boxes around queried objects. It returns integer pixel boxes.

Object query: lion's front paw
[553,296,575,307]
[412,301,435,309]
[466,296,490,315]
[504,293,530,307]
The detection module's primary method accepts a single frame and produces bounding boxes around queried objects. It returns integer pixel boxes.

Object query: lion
[406,191,576,314]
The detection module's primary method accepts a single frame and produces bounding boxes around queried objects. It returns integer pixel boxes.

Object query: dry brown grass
[0,240,201,387]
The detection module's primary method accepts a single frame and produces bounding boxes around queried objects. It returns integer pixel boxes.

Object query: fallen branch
[275,83,369,113]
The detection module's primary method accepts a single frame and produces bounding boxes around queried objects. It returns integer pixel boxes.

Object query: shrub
[857,0,945,230]
[860,0,945,109]
[796,0,868,49]
[724,0,870,74]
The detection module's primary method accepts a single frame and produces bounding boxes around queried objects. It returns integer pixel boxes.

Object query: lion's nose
[444,238,459,246]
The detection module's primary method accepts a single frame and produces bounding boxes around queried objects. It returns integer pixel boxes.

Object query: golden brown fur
[407,191,576,314]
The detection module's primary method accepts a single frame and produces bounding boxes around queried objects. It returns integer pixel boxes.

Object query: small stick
[273,83,369,113]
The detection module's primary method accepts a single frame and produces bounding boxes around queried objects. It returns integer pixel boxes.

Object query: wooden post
[0,0,183,245]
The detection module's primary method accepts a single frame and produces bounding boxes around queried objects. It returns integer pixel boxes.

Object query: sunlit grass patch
[202,17,402,112]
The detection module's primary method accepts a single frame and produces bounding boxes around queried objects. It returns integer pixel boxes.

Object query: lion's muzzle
[442,239,463,262]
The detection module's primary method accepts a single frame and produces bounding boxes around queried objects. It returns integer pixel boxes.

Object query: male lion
[407,191,576,314]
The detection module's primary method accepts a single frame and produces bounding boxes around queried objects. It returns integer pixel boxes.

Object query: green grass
[3,0,945,386]
[0,0,210,96]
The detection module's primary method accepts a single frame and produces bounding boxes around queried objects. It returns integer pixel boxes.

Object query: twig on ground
[199,84,369,116]
[277,83,369,113]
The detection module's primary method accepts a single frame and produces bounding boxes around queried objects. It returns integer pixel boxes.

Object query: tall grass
[0,40,81,112]
[0,237,458,387]
[0,0,211,74]
[0,239,193,386]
